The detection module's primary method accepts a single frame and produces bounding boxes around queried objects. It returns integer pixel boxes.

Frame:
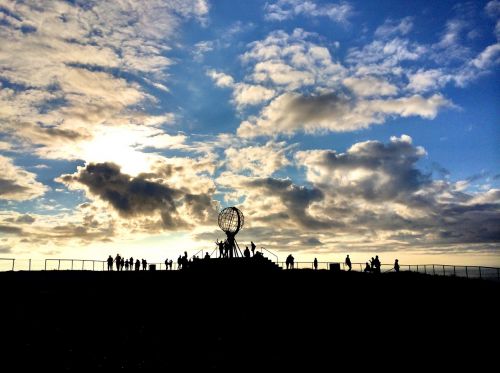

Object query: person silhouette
[244,246,250,258]
[142,259,147,271]
[313,258,318,270]
[115,254,121,271]
[129,257,134,271]
[135,259,140,271]
[364,262,371,273]
[216,239,224,258]
[374,255,381,273]
[394,259,400,273]
[165,258,169,269]
[250,241,256,256]
[345,255,352,271]
[204,252,210,260]
[107,255,113,271]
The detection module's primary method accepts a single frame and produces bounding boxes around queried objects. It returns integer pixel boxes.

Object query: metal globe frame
[217,207,244,258]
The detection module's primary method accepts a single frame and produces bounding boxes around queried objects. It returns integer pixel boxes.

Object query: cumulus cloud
[241,29,345,90]
[216,173,327,230]
[204,136,500,254]
[224,141,292,176]
[343,76,398,97]
[58,161,218,230]
[206,69,276,107]
[294,136,500,245]
[237,92,450,137]
[0,155,47,201]
[264,0,353,23]
[295,135,429,201]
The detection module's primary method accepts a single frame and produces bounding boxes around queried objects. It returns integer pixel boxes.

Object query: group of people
[107,254,148,271]
[215,239,257,259]
[313,254,400,273]
[108,250,401,273]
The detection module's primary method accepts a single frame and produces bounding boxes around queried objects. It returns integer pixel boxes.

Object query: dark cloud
[59,162,217,230]
[0,178,30,196]
[16,214,35,224]
[3,214,36,224]
[306,136,430,201]
[0,225,23,234]
[60,162,180,216]
[245,177,328,229]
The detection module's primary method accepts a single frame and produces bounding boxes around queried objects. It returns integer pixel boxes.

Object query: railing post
[497,268,499,281]
[12,259,15,271]
[45,259,47,271]
[29,259,31,271]
[93,261,95,271]
[465,266,468,279]
[102,262,105,271]
[432,265,435,275]
[478,267,482,279]
[443,265,445,276]
[424,265,427,274]
[453,266,456,277]
[71,260,73,270]
[417,265,419,273]
[58,260,61,271]
[82,260,84,270]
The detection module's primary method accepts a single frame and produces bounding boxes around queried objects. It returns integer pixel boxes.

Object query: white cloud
[470,43,500,69]
[237,92,450,137]
[406,69,450,93]
[224,141,291,176]
[0,0,208,167]
[206,70,235,88]
[264,0,353,23]
[242,29,346,90]
[233,84,277,107]
[206,70,276,107]
[343,76,398,97]
[0,155,47,201]
[375,17,414,38]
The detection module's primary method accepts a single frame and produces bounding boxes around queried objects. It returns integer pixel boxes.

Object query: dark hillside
[1,269,498,370]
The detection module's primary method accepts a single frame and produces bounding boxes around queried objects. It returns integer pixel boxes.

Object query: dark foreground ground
[0,268,499,370]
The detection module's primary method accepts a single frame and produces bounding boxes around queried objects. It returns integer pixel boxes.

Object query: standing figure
[115,254,121,271]
[345,255,352,272]
[216,240,224,258]
[250,241,256,257]
[107,255,113,271]
[313,257,318,270]
[394,259,400,273]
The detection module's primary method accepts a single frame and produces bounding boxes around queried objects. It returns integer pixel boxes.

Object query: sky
[0,0,499,267]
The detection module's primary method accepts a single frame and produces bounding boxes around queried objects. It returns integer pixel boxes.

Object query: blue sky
[0,0,499,265]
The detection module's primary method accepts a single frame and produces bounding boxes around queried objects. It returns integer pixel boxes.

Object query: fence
[1,257,499,281]
[276,260,500,281]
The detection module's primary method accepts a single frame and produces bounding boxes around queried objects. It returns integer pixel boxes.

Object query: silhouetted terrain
[1,268,498,370]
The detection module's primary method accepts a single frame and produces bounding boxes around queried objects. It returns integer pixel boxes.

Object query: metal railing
[277,261,500,281]
[0,257,499,281]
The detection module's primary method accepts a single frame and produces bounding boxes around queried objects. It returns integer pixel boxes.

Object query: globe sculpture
[218,207,244,235]
[217,207,244,258]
